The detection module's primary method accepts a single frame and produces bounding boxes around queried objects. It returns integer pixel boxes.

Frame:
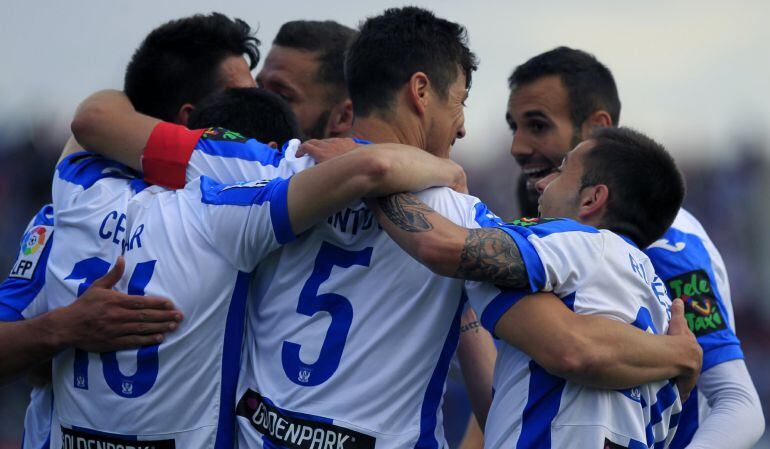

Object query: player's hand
[52,257,183,352]
[296,138,359,162]
[667,298,702,402]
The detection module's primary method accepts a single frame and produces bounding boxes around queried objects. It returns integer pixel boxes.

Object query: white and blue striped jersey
[46,150,295,449]
[645,209,744,448]
[0,204,55,449]
[470,218,681,449]
[141,127,508,449]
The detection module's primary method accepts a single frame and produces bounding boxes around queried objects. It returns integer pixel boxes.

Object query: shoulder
[502,217,601,239]
[56,151,140,190]
[414,187,503,227]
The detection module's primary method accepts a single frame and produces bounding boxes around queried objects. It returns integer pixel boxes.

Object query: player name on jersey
[236,390,375,449]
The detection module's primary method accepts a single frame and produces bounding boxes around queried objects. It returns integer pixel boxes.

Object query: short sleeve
[142,124,307,188]
[495,218,604,293]
[0,205,54,322]
[645,224,744,371]
[412,187,503,230]
[465,281,529,335]
[192,176,297,272]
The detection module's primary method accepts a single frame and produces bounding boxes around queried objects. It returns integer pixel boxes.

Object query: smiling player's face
[425,71,468,159]
[507,75,581,202]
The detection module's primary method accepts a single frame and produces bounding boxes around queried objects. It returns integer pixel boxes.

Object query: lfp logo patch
[22,226,47,255]
[10,225,53,280]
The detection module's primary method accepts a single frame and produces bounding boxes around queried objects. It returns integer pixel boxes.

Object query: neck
[350,111,425,149]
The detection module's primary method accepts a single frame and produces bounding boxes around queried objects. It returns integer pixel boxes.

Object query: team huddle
[1,6,765,449]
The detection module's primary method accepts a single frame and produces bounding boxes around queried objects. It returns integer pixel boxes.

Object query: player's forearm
[559,315,701,389]
[361,144,465,197]
[0,313,66,385]
[368,194,467,276]
[71,89,158,170]
[457,309,496,428]
[686,360,765,449]
[371,195,531,288]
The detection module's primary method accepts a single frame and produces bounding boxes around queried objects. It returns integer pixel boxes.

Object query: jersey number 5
[67,257,159,398]
[282,242,372,386]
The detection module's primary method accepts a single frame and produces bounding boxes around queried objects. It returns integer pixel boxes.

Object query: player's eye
[529,120,548,133]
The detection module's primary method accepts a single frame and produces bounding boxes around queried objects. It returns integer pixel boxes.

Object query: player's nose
[535,172,558,194]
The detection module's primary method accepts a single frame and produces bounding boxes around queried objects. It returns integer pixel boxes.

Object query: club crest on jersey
[220,180,271,192]
[507,217,561,227]
[201,127,248,142]
[665,270,727,336]
[122,381,134,396]
[298,368,312,383]
[9,225,52,280]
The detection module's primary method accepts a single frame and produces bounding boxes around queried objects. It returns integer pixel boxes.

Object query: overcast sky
[2,0,769,164]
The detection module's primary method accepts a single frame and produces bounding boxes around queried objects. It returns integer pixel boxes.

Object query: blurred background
[1,0,768,447]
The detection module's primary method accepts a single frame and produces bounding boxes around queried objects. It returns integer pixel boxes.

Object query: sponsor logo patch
[665,269,727,336]
[9,225,52,280]
[201,127,248,142]
[61,427,175,449]
[236,389,376,449]
[220,180,271,192]
[507,217,561,227]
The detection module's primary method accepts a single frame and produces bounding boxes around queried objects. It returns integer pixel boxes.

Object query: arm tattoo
[455,228,530,288]
[377,193,434,232]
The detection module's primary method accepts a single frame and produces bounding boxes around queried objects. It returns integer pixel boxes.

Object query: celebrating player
[80,7,704,449]
[367,127,696,447]
[0,12,260,449]
[257,20,357,139]
[506,47,764,448]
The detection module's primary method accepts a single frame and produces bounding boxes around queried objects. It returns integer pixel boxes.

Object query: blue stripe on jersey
[561,292,576,311]
[645,382,679,448]
[631,307,659,334]
[510,218,600,239]
[479,289,527,335]
[56,152,139,189]
[495,226,546,292]
[214,270,250,449]
[645,226,742,369]
[0,218,54,322]
[414,293,467,449]
[197,137,285,167]
[473,202,504,228]
[516,361,566,449]
[199,176,297,244]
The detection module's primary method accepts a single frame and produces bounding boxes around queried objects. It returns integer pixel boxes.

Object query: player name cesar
[237,389,376,449]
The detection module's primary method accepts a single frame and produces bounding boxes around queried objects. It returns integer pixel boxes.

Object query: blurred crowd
[0,124,768,447]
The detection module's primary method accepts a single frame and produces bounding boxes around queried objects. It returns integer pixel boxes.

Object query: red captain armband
[141,122,205,189]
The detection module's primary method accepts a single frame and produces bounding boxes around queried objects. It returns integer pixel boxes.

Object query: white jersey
[47,150,295,448]
[470,218,682,449]
[142,127,508,449]
[0,205,55,449]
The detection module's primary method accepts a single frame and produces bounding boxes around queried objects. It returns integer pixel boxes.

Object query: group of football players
[0,6,764,449]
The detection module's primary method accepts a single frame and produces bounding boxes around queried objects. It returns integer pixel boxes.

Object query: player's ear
[175,103,196,126]
[407,72,430,116]
[327,99,354,137]
[579,110,612,140]
[268,141,278,149]
[577,184,609,221]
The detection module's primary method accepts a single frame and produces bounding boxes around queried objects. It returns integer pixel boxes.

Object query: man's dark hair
[580,127,684,248]
[345,7,478,117]
[124,13,260,122]
[273,20,357,102]
[188,88,303,144]
[509,47,620,127]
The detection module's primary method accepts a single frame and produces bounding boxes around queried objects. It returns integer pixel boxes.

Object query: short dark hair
[509,47,620,127]
[187,88,303,145]
[124,13,260,122]
[273,20,357,102]
[345,7,478,117]
[580,127,684,248]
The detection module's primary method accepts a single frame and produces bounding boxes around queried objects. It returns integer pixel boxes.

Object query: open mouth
[522,166,555,191]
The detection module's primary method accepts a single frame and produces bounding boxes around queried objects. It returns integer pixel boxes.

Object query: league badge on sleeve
[665,269,728,336]
[9,225,52,280]
[507,217,561,227]
[201,127,248,143]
